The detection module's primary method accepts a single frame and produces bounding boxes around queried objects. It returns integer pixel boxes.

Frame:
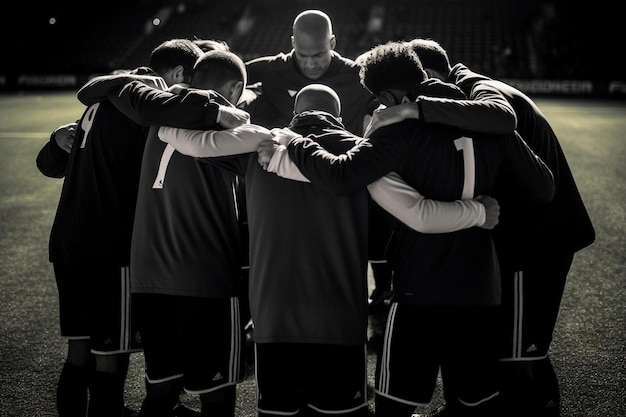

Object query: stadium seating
[7,0,607,82]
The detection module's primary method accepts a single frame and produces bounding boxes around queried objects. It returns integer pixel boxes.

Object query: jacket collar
[288,110,345,130]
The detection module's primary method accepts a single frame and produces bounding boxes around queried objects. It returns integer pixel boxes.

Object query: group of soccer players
[38,8,594,417]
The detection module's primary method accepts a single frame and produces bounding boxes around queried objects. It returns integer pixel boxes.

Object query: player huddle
[37,9,594,417]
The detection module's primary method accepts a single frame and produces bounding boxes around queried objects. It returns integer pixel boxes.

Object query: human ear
[173,65,186,83]
[231,81,244,104]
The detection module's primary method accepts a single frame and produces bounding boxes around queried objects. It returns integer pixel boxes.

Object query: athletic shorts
[53,262,141,354]
[134,293,244,394]
[376,303,500,407]
[499,252,574,360]
[255,342,368,415]
[53,263,89,339]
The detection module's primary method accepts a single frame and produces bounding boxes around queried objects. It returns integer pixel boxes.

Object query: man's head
[405,38,452,80]
[294,84,341,117]
[359,41,427,107]
[191,50,247,105]
[149,38,203,86]
[193,38,230,53]
[291,10,336,80]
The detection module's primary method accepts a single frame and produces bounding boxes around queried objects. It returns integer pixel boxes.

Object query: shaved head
[291,10,336,80]
[294,84,341,116]
[293,10,333,38]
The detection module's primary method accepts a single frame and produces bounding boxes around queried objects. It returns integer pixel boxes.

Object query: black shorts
[499,252,574,360]
[53,262,89,339]
[53,262,141,353]
[375,302,500,407]
[255,342,368,415]
[134,293,244,394]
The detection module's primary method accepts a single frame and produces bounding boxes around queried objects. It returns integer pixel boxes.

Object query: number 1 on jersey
[454,137,476,199]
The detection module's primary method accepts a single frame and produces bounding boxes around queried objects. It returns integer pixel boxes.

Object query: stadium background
[2,0,624,97]
[1,1,624,416]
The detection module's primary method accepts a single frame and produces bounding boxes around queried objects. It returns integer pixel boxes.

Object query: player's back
[49,100,147,266]
[483,78,595,254]
[283,94,554,308]
[454,63,594,257]
[130,126,241,298]
[383,122,504,306]
[245,112,370,345]
[378,120,554,307]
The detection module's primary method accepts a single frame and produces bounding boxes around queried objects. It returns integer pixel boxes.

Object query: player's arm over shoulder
[104,82,221,130]
[77,73,166,106]
[158,123,271,158]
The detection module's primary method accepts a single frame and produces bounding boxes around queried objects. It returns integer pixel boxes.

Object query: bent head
[405,38,451,80]
[294,84,341,117]
[149,38,203,86]
[193,38,230,53]
[191,50,247,105]
[291,10,336,80]
[359,41,427,106]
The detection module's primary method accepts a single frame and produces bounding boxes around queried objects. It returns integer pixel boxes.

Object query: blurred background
[2,0,623,96]
[1,2,624,416]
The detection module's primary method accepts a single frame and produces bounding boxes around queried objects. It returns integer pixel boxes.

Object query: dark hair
[406,38,451,75]
[359,41,427,98]
[191,50,247,90]
[193,38,230,53]
[149,38,203,82]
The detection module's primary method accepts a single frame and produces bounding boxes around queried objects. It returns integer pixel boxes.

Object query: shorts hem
[184,380,242,395]
[91,348,142,355]
[257,406,299,415]
[458,391,499,407]
[146,373,185,384]
[499,353,549,362]
[307,401,368,414]
[373,390,427,407]
[65,335,90,340]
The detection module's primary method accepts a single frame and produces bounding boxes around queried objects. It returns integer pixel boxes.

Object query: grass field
[0,91,624,417]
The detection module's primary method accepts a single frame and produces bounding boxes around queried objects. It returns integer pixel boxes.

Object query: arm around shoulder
[367,172,492,233]
[107,83,221,129]
[158,124,271,158]
[418,82,517,134]
[77,73,166,106]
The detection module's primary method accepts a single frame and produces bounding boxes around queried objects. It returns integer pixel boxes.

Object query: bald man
[161,82,372,416]
[293,83,341,115]
[242,10,375,135]
[242,8,397,323]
